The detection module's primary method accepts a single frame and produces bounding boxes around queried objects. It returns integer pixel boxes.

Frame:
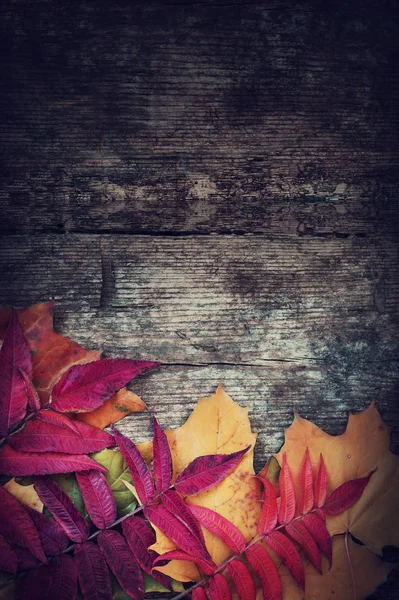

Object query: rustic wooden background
[0,0,398,597]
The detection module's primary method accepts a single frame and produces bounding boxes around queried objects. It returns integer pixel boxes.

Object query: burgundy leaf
[153,550,216,576]
[0,445,107,475]
[315,454,327,508]
[153,417,172,493]
[47,555,77,600]
[19,369,41,411]
[265,530,305,589]
[285,520,322,573]
[75,541,112,600]
[0,534,18,574]
[9,417,116,454]
[26,506,69,555]
[323,472,374,516]
[51,358,159,413]
[122,516,172,590]
[188,504,246,554]
[0,485,46,563]
[112,427,154,505]
[192,589,207,600]
[174,447,249,496]
[299,448,314,515]
[162,490,207,548]
[144,505,211,562]
[209,574,232,600]
[12,545,41,570]
[17,555,77,600]
[98,530,144,600]
[36,409,80,433]
[227,559,256,600]
[257,477,278,535]
[301,512,332,566]
[17,565,52,600]
[76,470,116,529]
[278,453,296,525]
[34,476,89,542]
[0,310,31,435]
[246,544,282,600]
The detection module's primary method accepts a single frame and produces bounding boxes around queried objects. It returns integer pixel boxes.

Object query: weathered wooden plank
[0,234,398,440]
[0,0,398,234]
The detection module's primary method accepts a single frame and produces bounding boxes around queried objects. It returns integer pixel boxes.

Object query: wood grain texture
[0,0,398,597]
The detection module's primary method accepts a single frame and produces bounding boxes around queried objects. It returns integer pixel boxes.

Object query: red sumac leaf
[144,505,211,562]
[47,554,78,600]
[278,453,296,525]
[12,545,41,570]
[121,516,172,590]
[209,574,231,600]
[51,358,159,412]
[36,409,80,433]
[174,446,249,496]
[299,448,314,515]
[257,477,278,535]
[76,470,116,529]
[285,520,322,573]
[188,504,246,554]
[0,445,107,476]
[98,530,144,600]
[227,559,256,600]
[315,454,327,508]
[75,542,112,600]
[192,588,207,600]
[0,485,46,563]
[0,534,18,574]
[26,506,69,555]
[162,490,207,549]
[19,369,41,411]
[153,417,172,493]
[153,550,216,576]
[0,310,31,435]
[9,417,116,454]
[112,427,154,505]
[323,472,374,516]
[265,530,305,589]
[34,476,89,542]
[17,565,52,600]
[301,512,332,566]
[246,543,282,600]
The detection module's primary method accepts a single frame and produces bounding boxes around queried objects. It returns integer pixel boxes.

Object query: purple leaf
[34,476,89,542]
[12,545,41,570]
[0,445,107,475]
[75,542,112,600]
[0,485,46,563]
[161,490,207,548]
[26,506,69,556]
[0,309,32,435]
[76,470,116,529]
[0,534,18,574]
[144,505,211,562]
[98,530,144,600]
[153,550,216,576]
[51,358,159,413]
[17,565,52,600]
[153,417,172,493]
[36,409,80,433]
[112,427,154,505]
[174,447,250,495]
[121,516,172,590]
[46,555,77,600]
[9,416,115,454]
[19,369,41,411]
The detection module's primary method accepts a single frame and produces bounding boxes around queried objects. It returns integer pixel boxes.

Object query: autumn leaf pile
[0,303,398,600]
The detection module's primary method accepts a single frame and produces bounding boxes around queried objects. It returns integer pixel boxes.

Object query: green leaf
[91,448,137,516]
[52,473,87,517]
[143,574,170,593]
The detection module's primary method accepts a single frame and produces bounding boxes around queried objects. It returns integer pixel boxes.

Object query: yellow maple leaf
[3,479,43,512]
[151,383,261,582]
[274,402,399,556]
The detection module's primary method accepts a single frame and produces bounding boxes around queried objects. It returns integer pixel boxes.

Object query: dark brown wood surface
[0,0,398,597]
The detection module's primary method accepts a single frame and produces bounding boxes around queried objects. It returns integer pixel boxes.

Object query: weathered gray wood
[0,0,398,234]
